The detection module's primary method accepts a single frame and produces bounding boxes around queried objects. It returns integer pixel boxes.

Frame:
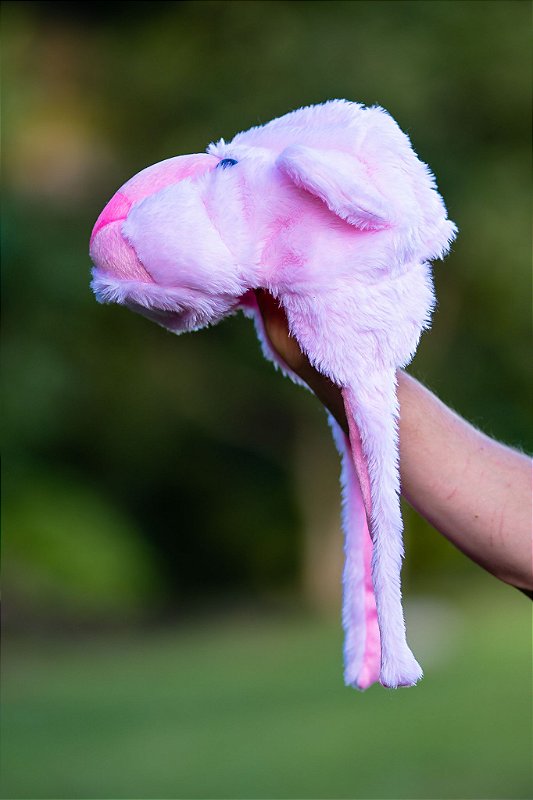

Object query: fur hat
[90,100,457,689]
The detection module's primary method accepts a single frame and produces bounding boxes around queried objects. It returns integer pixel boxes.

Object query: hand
[254,289,349,434]
[254,289,309,375]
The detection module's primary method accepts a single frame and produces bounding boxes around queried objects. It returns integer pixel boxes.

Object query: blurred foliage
[3,464,160,619]
[2,0,531,619]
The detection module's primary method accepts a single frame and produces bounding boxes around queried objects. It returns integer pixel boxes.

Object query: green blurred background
[2,1,531,798]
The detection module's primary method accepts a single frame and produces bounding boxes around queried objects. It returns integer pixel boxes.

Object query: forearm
[301,365,532,591]
[396,371,532,591]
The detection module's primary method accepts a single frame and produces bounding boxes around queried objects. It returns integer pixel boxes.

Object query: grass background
[3,583,531,800]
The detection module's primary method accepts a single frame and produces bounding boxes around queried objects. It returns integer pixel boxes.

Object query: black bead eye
[217,158,238,169]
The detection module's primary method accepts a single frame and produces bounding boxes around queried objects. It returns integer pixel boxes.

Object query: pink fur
[90,192,132,246]
[90,100,457,689]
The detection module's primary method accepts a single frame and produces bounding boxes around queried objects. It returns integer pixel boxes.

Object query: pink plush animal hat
[90,100,457,689]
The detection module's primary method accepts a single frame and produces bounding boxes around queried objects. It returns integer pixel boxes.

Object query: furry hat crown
[90,100,457,689]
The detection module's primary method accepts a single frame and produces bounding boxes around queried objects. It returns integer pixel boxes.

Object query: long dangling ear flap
[276,145,393,230]
[280,289,423,689]
[342,373,423,687]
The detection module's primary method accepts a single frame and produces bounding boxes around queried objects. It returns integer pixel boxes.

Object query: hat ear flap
[276,144,392,231]
[280,291,423,689]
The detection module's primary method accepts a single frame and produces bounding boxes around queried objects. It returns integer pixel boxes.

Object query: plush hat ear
[276,145,392,231]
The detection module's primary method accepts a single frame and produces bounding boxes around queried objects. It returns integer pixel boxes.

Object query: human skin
[255,289,533,595]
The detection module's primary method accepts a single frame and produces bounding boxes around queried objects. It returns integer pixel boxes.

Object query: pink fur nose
[90,192,132,246]
[90,153,219,282]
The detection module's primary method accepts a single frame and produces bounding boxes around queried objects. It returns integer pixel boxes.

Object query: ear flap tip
[380,658,423,689]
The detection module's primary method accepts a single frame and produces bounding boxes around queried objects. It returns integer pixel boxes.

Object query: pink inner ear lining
[341,389,381,689]
[342,390,372,517]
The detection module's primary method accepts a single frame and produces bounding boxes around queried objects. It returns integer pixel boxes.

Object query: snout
[89,151,244,335]
[90,153,218,283]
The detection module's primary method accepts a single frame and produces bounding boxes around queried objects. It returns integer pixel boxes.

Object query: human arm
[396,371,532,593]
[255,290,533,593]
